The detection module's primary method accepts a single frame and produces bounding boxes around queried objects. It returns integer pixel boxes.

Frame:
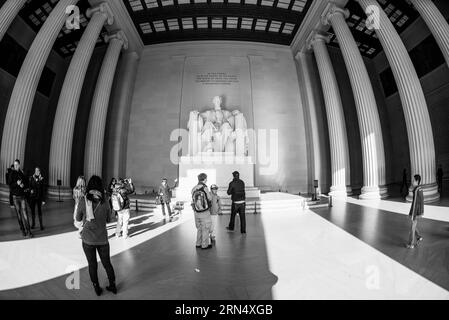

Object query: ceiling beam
[142,29,292,45]
[132,3,301,24]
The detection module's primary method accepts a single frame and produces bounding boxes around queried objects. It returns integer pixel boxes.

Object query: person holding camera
[8,159,33,238]
[29,167,45,230]
[112,178,134,239]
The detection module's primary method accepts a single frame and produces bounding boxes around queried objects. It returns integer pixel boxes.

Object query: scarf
[85,190,102,221]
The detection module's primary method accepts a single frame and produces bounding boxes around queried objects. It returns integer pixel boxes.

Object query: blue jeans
[13,196,31,235]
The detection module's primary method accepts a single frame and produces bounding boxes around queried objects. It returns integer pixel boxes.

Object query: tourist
[191,173,213,249]
[6,164,14,207]
[437,164,443,195]
[107,178,117,212]
[113,178,134,239]
[226,171,246,234]
[209,184,221,241]
[8,159,33,238]
[29,167,45,230]
[158,177,177,219]
[406,174,424,249]
[73,176,86,238]
[75,175,117,296]
[400,168,408,198]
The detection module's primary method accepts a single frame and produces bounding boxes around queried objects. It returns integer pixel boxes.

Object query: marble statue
[187,96,248,155]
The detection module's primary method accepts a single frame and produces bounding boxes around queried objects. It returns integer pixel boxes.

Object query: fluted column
[410,0,449,67]
[84,31,128,179]
[309,33,350,198]
[48,3,113,198]
[357,0,439,202]
[0,0,79,185]
[323,5,386,200]
[0,0,27,41]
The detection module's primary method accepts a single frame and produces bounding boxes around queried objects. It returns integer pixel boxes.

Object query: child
[73,176,86,238]
[209,184,221,241]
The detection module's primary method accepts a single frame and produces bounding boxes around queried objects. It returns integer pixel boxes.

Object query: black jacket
[29,175,45,200]
[7,169,28,197]
[117,182,135,210]
[158,184,172,203]
[227,178,246,202]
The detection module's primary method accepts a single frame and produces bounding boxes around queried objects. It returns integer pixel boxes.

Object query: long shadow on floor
[311,202,449,291]
[0,214,278,299]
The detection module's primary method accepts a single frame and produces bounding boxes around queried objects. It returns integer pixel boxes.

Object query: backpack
[192,186,210,213]
[111,192,124,211]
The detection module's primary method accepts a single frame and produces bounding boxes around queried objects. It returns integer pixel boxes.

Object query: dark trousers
[437,179,443,194]
[82,242,115,285]
[400,180,408,196]
[228,202,246,233]
[161,202,172,216]
[9,189,13,206]
[30,198,43,228]
[13,195,31,235]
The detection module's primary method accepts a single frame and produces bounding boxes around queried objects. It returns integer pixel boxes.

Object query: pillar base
[379,185,389,199]
[0,183,10,203]
[329,186,348,199]
[359,186,381,200]
[406,182,440,203]
[47,185,73,201]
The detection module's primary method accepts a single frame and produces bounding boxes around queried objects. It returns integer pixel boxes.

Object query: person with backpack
[191,173,213,250]
[112,178,135,239]
[226,171,246,234]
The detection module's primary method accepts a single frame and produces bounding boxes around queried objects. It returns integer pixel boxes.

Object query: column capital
[321,3,350,26]
[306,30,332,50]
[86,2,114,26]
[105,30,129,50]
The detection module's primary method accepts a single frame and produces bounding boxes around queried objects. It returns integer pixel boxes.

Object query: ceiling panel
[122,0,313,46]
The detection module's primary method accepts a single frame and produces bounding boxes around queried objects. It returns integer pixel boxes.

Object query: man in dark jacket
[226,171,246,234]
[29,167,45,230]
[158,177,177,218]
[8,159,33,238]
[407,174,424,249]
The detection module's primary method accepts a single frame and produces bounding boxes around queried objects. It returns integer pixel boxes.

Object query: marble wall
[126,41,309,194]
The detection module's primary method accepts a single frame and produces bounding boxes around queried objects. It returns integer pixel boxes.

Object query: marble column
[84,31,128,179]
[0,0,27,41]
[47,3,113,198]
[0,0,79,186]
[309,33,350,199]
[103,51,139,180]
[410,0,449,67]
[323,5,386,200]
[357,0,439,202]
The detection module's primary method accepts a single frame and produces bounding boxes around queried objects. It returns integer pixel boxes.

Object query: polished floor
[0,194,448,299]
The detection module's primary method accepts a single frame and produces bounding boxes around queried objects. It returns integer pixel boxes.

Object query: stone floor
[0,194,448,299]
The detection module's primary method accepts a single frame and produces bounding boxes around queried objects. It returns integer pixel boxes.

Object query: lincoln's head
[212,96,222,110]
